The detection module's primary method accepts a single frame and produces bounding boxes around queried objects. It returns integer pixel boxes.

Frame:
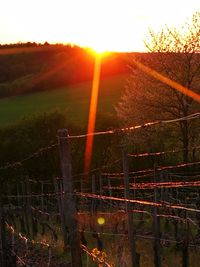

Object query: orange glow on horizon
[84,55,102,176]
[86,47,111,57]
[0,1,198,53]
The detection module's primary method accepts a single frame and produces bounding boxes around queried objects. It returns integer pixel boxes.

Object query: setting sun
[0,0,198,52]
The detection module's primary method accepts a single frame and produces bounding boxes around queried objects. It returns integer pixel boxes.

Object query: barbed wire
[170,173,200,178]
[80,208,197,225]
[102,168,153,177]
[28,179,52,185]
[6,222,52,267]
[76,192,200,213]
[81,230,200,248]
[169,170,200,176]
[6,222,52,266]
[4,192,58,199]
[2,73,200,267]
[31,207,59,217]
[103,180,200,190]
[73,149,200,179]
[73,159,121,178]
[10,249,28,266]
[136,234,198,247]
[102,160,200,177]
[157,214,197,226]
[6,222,51,248]
[0,143,57,171]
[128,145,200,158]
[67,112,200,139]
[105,173,154,181]
[1,113,200,174]
[7,203,198,227]
[3,175,200,201]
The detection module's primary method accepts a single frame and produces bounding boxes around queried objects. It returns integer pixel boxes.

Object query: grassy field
[0,74,127,128]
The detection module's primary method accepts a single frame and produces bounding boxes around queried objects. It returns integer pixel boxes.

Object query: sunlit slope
[0,74,127,127]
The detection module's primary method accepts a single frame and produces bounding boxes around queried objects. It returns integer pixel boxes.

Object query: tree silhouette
[117,11,200,162]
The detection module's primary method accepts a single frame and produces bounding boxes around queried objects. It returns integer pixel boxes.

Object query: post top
[57,129,69,137]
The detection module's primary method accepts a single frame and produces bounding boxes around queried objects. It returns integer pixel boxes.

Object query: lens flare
[84,54,102,176]
[132,59,200,103]
[97,217,105,225]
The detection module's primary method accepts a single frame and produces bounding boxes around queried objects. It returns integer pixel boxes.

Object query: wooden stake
[57,129,82,267]
[122,148,139,267]
[53,177,69,250]
[153,167,161,267]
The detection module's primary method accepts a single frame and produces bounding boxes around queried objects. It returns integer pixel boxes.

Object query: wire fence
[2,112,200,266]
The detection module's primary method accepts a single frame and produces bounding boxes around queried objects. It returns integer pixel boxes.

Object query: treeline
[0,42,129,98]
[0,41,51,49]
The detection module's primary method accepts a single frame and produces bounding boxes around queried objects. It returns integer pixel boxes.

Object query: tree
[116,11,200,163]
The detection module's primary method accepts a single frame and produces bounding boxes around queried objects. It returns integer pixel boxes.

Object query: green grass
[0,74,127,128]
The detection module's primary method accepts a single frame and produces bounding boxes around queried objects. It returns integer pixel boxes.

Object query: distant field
[0,74,128,128]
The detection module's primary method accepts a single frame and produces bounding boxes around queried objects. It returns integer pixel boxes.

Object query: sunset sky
[0,0,199,52]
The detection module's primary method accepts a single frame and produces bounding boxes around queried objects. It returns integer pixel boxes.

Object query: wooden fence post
[57,129,82,267]
[53,177,69,250]
[122,148,139,267]
[153,167,161,267]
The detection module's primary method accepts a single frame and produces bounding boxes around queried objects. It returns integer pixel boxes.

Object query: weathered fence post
[122,148,139,267]
[53,177,69,250]
[153,167,161,267]
[57,129,82,267]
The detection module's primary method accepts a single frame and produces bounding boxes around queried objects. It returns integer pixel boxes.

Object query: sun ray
[132,59,200,103]
[84,54,102,177]
[0,46,80,91]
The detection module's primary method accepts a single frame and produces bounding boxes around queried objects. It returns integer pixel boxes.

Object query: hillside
[3,44,199,128]
[0,44,129,98]
[0,73,127,127]
[0,44,131,127]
